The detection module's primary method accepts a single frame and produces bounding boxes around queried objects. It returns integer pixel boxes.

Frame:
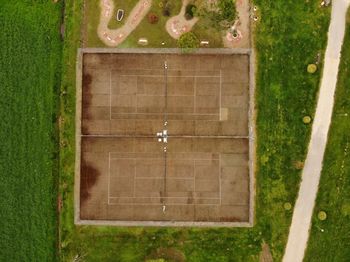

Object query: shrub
[148,13,159,24]
[194,0,237,30]
[177,32,200,51]
[284,202,292,210]
[307,64,317,73]
[318,211,327,221]
[162,1,172,16]
[303,116,312,124]
[163,8,170,16]
[185,4,197,20]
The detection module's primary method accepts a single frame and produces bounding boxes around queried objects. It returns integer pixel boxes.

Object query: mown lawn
[304,9,350,262]
[59,0,331,261]
[118,0,182,48]
[0,1,62,261]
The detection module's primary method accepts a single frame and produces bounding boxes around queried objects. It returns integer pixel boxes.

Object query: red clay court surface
[76,51,253,225]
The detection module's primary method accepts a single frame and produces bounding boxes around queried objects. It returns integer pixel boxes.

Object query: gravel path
[283,1,350,261]
[97,0,152,47]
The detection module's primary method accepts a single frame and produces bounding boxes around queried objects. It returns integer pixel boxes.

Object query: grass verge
[58,0,84,257]
[0,1,62,261]
[60,0,330,261]
[304,9,350,262]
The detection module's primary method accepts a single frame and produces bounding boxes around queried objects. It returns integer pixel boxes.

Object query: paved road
[283,1,350,262]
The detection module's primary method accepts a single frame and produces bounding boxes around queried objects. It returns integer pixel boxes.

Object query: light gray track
[283,1,350,261]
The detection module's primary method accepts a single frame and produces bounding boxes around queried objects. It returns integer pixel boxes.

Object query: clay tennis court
[76,50,253,225]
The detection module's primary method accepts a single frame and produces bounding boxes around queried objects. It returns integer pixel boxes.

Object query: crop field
[59,0,331,261]
[305,10,350,262]
[0,1,62,261]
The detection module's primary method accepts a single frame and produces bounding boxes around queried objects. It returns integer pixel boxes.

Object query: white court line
[109,70,112,120]
[113,68,221,73]
[107,202,222,206]
[135,94,198,97]
[111,112,220,115]
[133,177,195,180]
[133,158,136,198]
[135,76,138,114]
[107,155,236,206]
[118,74,221,78]
[108,152,111,205]
[83,134,249,139]
[107,176,196,180]
[193,158,221,202]
[193,159,196,196]
[194,76,197,114]
[111,118,242,122]
[219,155,222,205]
[108,196,220,199]
[219,69,222,120]
[109,156,220,161]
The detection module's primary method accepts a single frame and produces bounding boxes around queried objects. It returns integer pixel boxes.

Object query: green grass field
[304,10,350,262]
[0,1,62,261]
[118,0,182,48]
[59,1,331,261]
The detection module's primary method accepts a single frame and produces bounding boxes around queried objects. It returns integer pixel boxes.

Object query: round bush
[178,32,200,50]
[284,202,292,211]
[318,211,327,220]
[148,13,159,24]
[185,4,196,20]
[303,116,312,124]
[307,64,317,74]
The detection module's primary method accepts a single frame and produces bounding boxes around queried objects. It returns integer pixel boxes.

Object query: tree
[148,13,159,24]
[194,0,237,30]
[177,32,200,52]
[185,4,197,20]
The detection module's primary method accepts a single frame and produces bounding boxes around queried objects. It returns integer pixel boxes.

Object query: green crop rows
[0,2,62,261]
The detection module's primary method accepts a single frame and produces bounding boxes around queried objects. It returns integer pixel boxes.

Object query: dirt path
[97,0,152,47]
[283,1,350,262]
[165,0,198,39]
[259,243,273,262]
